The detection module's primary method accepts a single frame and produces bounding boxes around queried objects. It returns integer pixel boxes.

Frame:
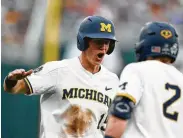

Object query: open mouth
[97,53,104,59]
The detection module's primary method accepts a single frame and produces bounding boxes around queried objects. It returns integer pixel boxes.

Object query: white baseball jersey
[118,60,183,138]
[24,57,119,138]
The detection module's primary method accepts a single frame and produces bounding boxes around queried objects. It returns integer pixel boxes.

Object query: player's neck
[79,55,100,74]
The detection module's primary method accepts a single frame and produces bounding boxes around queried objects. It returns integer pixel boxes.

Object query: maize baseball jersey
[117,60,183,138]
[24,57,119,138]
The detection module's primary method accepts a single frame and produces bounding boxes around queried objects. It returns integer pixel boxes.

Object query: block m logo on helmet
[160,30,172,39]
[100,23,112,32]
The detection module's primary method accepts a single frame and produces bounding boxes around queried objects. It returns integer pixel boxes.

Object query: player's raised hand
[7,69,33,80]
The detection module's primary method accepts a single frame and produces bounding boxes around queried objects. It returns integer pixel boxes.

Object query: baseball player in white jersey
[3,16,119,138]
[104,22,183,138]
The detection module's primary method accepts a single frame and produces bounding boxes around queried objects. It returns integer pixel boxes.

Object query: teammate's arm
[105,115,127,138]
[3,69,33,94]
[104,95,135,138]
[105,64,142,138]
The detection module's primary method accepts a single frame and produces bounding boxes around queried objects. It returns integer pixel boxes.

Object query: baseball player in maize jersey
[3,16,119,138]
[105,22,183,138]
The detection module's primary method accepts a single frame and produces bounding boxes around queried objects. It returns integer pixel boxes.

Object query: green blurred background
[1,64,40,138]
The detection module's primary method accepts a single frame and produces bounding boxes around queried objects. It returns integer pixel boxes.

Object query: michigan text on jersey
[63,88,112,107]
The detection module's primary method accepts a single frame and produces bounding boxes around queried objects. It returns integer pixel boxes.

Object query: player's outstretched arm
[3,69,33,94]
[105,115,127,138]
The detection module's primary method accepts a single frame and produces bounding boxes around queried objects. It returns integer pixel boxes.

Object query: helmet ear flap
[107,40,115,55]
[135,47,143,62]
[83,37,90,51]
[77,33,86,51]
[135,41,146,61]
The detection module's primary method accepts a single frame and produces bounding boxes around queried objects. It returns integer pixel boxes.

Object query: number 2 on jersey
[163,83,181,121]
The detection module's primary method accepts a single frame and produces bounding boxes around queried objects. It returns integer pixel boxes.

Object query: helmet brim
[85,33,117,41]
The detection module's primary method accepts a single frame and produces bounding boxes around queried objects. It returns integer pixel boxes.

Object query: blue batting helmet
[135,22,179,63]
[77,16,117,55]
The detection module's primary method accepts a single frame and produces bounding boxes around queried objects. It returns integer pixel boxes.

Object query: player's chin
[94,61,101,66]
[93,58,104,66]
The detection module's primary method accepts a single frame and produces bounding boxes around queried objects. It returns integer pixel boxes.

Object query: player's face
[85,38,110,65]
